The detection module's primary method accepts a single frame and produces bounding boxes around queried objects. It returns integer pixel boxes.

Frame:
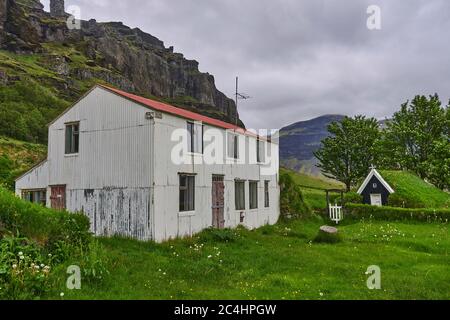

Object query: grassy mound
[280,168,344,210]
[279,170,311,218]
[380,170,450,208]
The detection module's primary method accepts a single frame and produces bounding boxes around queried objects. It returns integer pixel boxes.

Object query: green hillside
[280,167,344,210]
[0,136,47,190]
[380,170,450,209]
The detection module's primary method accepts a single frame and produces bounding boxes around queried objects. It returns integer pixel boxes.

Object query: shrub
[343,192,362,204]
[345,203,450,222]
[387,193,422,208]
[79,240,110,284]
[0,236,53,299]
[279,171,311,218]
[0,187,91,251]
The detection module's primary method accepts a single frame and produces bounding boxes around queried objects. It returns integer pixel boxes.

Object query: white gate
[329,204,343,224]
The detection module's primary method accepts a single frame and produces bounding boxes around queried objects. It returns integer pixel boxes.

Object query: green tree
[382,94,448,180]
[314,116,381,191]
[427,139,450,190]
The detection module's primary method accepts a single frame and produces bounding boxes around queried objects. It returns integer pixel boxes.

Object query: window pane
[188,176,195,210]
[265,181,270,207]
[180,175,195,212]
[65,123,80,154]
[227,133,234,158]
[250,181,258,209]
[65,125,72,154]
[235,181,245,210]
[194,124,203,154]
[74,130,79,153]
[187,122,193,153]
[257,140,265,163]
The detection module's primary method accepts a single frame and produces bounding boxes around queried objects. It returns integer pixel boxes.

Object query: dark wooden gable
[360,175,390,205]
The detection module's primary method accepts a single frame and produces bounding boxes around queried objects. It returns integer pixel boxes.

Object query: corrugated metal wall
[46,87,155,240]
[16,86,280,242]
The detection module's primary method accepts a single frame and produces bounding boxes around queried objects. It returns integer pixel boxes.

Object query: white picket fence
[329,204,343,224]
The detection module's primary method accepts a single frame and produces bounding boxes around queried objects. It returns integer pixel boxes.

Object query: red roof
[100,84,249,134]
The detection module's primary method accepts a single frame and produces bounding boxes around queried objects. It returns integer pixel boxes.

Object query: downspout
[150,117,156,240]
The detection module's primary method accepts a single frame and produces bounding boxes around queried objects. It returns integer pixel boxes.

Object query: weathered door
[212,176,225,229]
[50,185,66,210]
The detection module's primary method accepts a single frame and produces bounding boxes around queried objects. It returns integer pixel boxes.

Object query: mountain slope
[0,135,46,189]
[0,0,242,144]
[279,115,345,175]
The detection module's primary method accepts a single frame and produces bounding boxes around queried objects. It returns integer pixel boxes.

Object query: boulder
[314,225,341,243]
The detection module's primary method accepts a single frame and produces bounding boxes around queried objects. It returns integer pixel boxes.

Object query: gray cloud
[46,0,450,129]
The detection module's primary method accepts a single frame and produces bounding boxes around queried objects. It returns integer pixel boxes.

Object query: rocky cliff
[0,0,241,134]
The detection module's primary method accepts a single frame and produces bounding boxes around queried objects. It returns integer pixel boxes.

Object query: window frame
[22,189,47,206]
[65,122,80,155]
[179,174,196,212]
[234,180,246,210]
[249,180,258,210]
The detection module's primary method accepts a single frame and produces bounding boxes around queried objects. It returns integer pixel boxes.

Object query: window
[235,180,245,210]
[249,181,258,209]
[264,181,270,208]
[187,122,203,154]
[22,189,46,206]
[373,183,378,188]
[65,122,80,154]
[179,175,195,212]
[227,133,239,159]
[257,138,265,163]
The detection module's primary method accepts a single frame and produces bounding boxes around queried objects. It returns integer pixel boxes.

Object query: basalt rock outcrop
[0,0,241,126]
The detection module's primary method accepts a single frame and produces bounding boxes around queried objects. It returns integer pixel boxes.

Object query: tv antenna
[235,76,251,126]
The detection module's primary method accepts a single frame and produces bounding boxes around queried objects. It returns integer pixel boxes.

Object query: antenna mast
[234,76,251,126]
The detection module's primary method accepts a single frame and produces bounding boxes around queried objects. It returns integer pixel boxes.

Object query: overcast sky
[42,0,450,129]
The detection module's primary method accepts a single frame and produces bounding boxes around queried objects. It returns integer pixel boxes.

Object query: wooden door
[212,176,225,229]
[370,194,382,207]
[50,185,66,210]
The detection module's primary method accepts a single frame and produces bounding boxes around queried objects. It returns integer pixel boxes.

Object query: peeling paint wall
[67,188,152,240]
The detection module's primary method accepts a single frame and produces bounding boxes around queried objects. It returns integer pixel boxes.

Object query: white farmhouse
[15,85,280,242]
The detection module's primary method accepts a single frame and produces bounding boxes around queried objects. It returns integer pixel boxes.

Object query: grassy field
[50,218,449,300]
